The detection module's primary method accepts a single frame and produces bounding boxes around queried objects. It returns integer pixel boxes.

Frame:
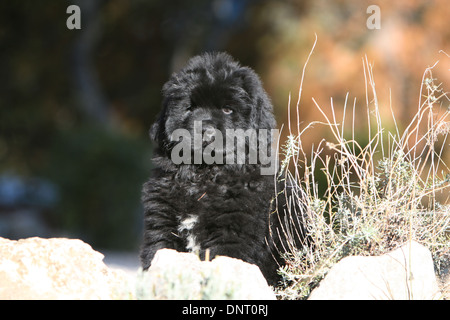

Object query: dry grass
[273,40,450,299]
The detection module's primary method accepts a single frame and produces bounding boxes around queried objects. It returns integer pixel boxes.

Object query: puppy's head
[151,52,276,164]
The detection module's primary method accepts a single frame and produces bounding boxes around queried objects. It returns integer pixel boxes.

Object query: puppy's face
[151,53,276,160]
[164,73,252,147]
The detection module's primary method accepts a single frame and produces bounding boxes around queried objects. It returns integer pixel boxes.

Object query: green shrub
[43,125,151,250]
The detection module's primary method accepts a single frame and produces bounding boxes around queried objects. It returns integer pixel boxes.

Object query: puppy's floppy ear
[149,121,160,142]
[149,106,165,142]
[236,67,276,130]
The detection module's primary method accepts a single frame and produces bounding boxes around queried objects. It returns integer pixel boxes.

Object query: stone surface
[137,248,276,300]
[0,237,129,299]
[309,241,443,300]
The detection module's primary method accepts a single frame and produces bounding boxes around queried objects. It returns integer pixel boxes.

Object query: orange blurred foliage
[243,0,449,159]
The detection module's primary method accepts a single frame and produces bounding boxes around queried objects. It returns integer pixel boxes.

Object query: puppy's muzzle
[202,125,216,143]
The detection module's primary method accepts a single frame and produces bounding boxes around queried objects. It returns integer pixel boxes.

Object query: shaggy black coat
[140,52,294,285]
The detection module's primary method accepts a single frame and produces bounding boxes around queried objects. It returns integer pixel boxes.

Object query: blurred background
[0,0,448,253]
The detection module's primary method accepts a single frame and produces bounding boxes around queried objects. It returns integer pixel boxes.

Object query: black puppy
[140,52,299,285]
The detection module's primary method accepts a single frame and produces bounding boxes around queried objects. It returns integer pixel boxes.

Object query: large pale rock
[309,241,442,300]
[0,237,129,299]
[137,248,276,300]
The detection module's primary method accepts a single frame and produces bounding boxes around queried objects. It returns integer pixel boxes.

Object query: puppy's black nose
[202,125,216,142]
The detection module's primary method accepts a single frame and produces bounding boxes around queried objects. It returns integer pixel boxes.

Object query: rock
[136,248,276,300]
[309,241,443,300]
[0,237,129,299]
[0,238,275,300]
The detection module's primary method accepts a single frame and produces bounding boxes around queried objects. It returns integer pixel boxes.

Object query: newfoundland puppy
[140,52,295,285]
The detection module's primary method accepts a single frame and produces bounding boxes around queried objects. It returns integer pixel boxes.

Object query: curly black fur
[140,52,296,285]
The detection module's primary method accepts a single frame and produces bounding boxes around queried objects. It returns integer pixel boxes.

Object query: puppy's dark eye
[222,107,233,115]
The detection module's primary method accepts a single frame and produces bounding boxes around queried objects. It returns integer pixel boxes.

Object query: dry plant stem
[275,46,450,299]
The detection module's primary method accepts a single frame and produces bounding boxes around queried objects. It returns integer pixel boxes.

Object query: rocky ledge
[0,237,448,300]
[0,237,274,300]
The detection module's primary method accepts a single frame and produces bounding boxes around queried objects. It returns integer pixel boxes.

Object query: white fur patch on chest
[177,215,200,253]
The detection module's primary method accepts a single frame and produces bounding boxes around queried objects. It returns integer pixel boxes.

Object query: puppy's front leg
[140,181,182,269]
